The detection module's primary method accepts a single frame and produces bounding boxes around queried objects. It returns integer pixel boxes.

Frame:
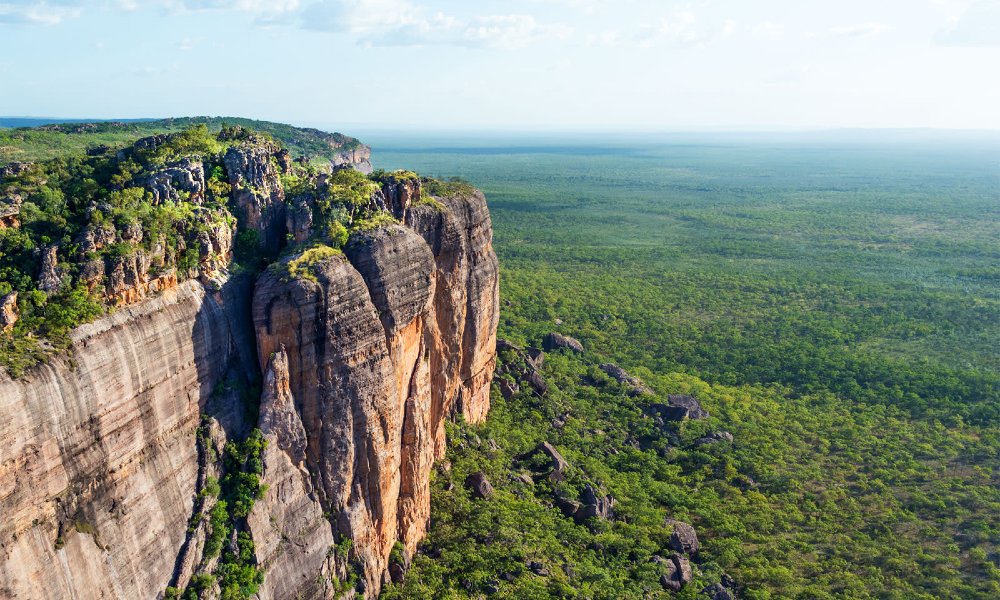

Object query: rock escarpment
[0,133,498,599]
[251,198,499,596]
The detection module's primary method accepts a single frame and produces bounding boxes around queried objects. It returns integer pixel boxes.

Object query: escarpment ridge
[0,124,498,599]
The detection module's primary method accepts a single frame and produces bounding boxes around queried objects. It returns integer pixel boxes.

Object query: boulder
[672,554,693,588]
[526,370,548,396]
[668,394,709,419]
[542,332,584,353]
[531,442,569,475]
[651,394,709,422]
[703,583,735,600]
[695,431,734,446]
[668,519,700,556]
[525,347,545,368]
[499,378,519,399]
[654,554,693,592]
[600,363,653,396]
[575,484,615,523]
[465,472,494,500]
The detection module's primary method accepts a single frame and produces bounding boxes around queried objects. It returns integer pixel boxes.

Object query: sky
[0,0,998,131]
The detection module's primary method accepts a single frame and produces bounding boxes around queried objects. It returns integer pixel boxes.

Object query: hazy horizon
[4,116,1000,139]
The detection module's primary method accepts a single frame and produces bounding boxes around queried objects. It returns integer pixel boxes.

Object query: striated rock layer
[0,281,242,600]
[252,191,499,596]
[0,180,498,598]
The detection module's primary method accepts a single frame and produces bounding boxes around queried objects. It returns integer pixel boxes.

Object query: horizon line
[2,115,1000,134]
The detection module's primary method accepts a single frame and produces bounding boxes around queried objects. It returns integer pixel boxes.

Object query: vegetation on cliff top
[0,116,365,166]
[0,122,431,377]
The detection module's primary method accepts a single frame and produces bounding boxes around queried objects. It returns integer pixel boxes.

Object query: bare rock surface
[143,158,206,205]
[668,519,701,556]
[465,472,494,500]
[224,141,286,252]
[543,332,584,353]
[0,292,17,332]
[600,362,653,396]
[0,281,238,600]
[406,188,499,456]
[249,348,340,600]
[252,189,498,596]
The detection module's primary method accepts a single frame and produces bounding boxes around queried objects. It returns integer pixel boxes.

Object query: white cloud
[0,1,83,25]
[0,0,569,49]
[168,0,300,13]
[302,0,570,49]
[750,21,784,39]
[935,0,1000,46]
[829,22,893,37]
[586,29,622,47]
[526,0,600,15]
[634,10,736,47]
[0,0,301,25]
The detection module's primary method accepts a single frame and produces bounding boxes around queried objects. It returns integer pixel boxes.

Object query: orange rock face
[251,190,499,597]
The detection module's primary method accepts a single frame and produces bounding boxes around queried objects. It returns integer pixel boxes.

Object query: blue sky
[1,0,998,130]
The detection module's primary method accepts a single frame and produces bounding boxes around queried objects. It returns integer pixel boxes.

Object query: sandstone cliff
[0,281,246,599]
[0,133,498,599]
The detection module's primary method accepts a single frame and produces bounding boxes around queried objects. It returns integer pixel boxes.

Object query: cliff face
[0,141,498,599]
[0,281,244,599]
[251,201,498,597]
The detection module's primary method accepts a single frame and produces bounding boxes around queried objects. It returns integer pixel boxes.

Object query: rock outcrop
[0,292,17,333]
[144,158,206,205]
[695,431,734,446]
[251,198,498,595]
[225,140,287,253]
[543,332,584,353]
[36,244,63,294]
[600,363,653,396]
[0,133,498,599]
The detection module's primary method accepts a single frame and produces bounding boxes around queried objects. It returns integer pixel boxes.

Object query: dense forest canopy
[374,138,999,599]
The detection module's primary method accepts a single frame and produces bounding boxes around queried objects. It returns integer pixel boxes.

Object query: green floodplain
[371,131,999,599]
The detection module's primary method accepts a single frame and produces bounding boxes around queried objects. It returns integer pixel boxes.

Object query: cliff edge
[0,125,498,599]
